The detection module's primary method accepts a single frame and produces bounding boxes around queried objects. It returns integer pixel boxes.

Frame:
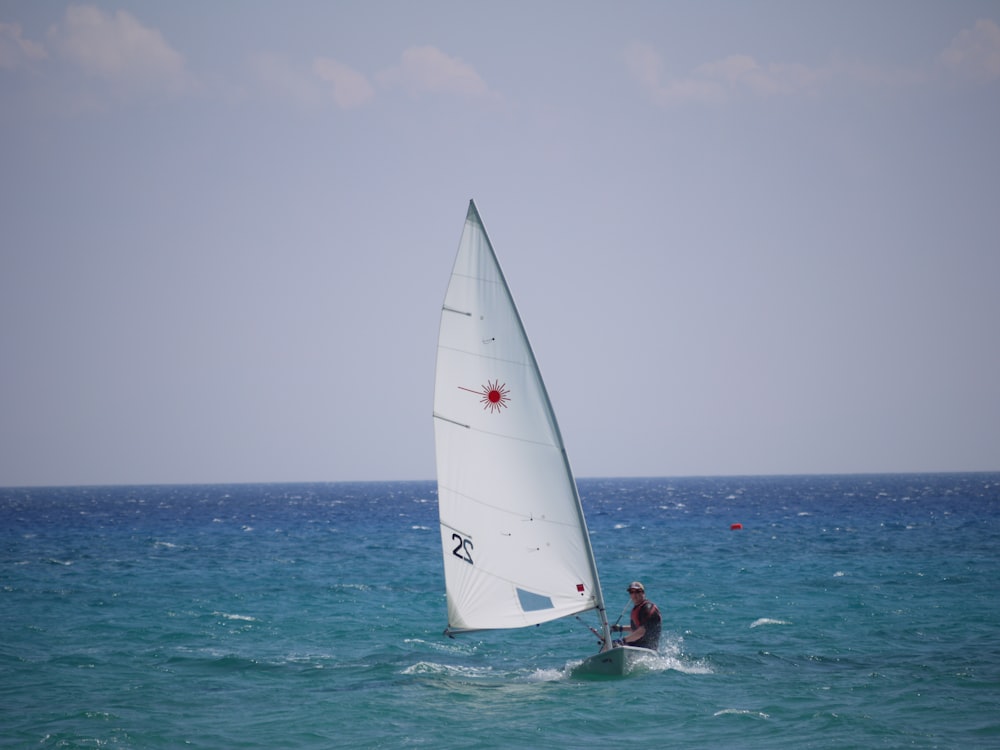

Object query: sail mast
[562,453,612,650]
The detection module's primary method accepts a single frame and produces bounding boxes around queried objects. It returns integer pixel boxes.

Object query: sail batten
[432,413,470,429]
[434,200,610,639]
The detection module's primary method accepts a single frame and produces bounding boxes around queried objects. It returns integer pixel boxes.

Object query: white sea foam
[214,612,257,622]
[651,652,713,675]
[656,638,714,674]
[714,708,770,719]
[403,637,469,654]
[525,667,564,682]
[401,661,494,679]
[750,618,790,628]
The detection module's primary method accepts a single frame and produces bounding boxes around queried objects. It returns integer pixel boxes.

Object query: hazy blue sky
[2,2,998,486]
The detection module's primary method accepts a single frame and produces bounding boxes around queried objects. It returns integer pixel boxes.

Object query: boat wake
[401,661,496,679]
[566,636,713,677]
[401,638,711,686]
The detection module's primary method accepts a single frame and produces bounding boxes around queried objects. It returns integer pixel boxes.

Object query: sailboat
[432,200,650,677]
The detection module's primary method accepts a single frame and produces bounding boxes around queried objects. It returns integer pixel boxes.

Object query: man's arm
[624,625,646,644]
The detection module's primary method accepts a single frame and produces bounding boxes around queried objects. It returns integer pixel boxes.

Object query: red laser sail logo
[459,380,510,414]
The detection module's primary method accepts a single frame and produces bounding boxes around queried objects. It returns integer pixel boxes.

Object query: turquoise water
[2,474,999,748]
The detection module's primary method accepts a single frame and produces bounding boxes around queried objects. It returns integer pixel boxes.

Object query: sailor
[611,581,661,650]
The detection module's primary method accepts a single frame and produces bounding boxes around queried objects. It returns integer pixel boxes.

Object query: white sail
[433,201,608,635]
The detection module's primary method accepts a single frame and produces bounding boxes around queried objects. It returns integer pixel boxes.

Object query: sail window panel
[516,588,554,612]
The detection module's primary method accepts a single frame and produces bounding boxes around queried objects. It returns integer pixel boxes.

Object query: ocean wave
[714,708,770,719]
[524,667,564,682]
[644,651,714,675]
[213,611,257,622]
[750,618,791,628]
[401,661,494,679]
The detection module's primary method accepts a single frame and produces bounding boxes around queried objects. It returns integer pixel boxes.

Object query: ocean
[2,474,998,748]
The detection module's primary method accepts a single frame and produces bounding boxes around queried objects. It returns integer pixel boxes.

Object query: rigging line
[612,601,631,627]
[576,615,606,645]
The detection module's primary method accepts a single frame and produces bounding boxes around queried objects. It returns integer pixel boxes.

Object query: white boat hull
[572,645,655,678]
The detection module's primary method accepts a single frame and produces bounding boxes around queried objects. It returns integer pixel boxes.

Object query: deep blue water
[2,474,999,748]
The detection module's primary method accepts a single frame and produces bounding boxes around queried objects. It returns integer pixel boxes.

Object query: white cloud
[11,13,494,112]
[251,53,323,106]
[314,57,374,109]
[695,55,825,96]
[249,55,375,110]
[623,40,661,92]
[252,46,494,110]
[625,42,723,104]
[940,18,1000,81]
[626,42,831,105]
[830,57,927,88]
[625,29,989,106]
[377,45,497,101]
[47,4,191,94]
[0,21,47,69]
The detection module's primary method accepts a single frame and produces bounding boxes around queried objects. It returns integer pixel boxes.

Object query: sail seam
[461,427,557,450]
[435,343,532,368]
[438,484,580,529]
[448,271,506,286]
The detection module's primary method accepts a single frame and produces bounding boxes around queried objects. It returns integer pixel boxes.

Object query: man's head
[627,581,646,601]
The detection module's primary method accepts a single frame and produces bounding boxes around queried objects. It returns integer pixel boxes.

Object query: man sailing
[611,581,661,651]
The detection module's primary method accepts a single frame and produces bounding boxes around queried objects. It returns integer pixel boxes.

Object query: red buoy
[730,523,743,530]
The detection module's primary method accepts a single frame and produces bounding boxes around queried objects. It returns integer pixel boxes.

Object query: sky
[1,2,998,487]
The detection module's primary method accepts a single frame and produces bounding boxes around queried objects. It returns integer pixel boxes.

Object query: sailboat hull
[572,645,656,678]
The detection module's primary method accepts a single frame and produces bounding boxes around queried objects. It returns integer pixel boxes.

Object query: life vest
[629,600,661,649]
[631,600,659,629]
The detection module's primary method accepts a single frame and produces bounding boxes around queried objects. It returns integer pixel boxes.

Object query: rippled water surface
[2,474,998,748]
